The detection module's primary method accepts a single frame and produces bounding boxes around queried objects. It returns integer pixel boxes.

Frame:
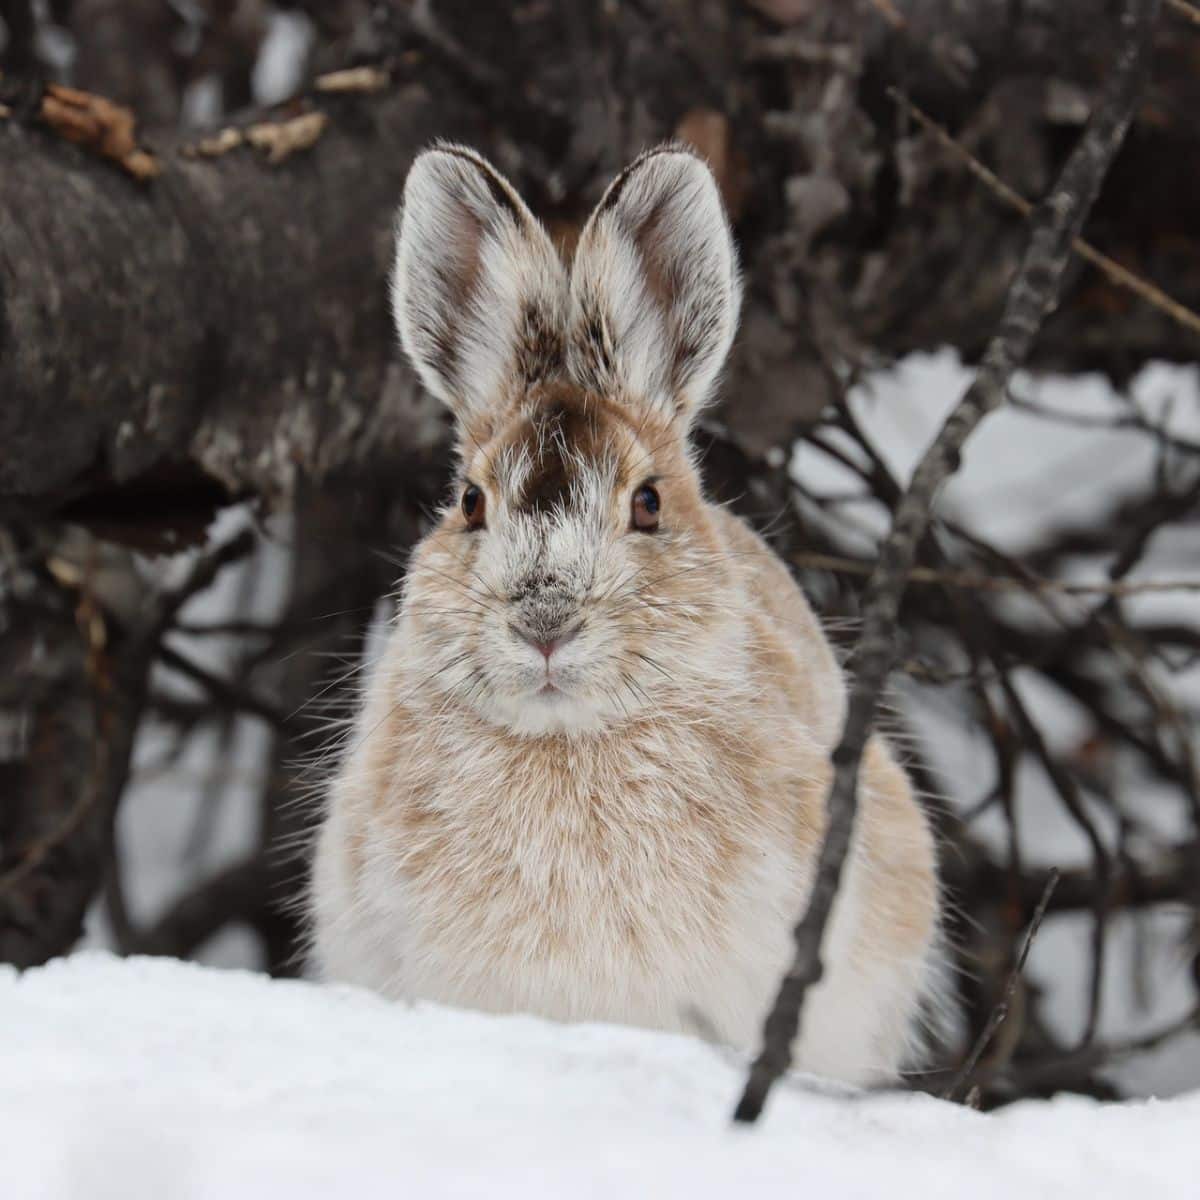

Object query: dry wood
[38,83,159,179]
[245,111,329,164]
[314,67,390,94]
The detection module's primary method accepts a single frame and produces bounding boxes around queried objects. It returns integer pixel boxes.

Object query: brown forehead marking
[501,381,638,514]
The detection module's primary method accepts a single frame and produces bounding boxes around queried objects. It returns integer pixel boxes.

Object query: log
[2,0,1199,513]
[0,79,468,507]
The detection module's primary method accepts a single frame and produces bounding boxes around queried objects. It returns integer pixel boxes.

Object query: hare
[311,143,941,1085]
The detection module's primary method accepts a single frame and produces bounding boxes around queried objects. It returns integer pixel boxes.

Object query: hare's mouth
[532,674,576,702]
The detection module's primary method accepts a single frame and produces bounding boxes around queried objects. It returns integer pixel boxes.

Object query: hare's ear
[569,145,741,425]
[392,145,568,432]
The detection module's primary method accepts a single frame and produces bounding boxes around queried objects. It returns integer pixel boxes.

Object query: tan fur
[311,144,942,1085]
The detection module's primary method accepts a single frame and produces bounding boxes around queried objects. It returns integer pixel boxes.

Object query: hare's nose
[512,622,581,662]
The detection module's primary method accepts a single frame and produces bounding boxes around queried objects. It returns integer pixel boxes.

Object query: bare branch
[129,857,269,959]
[944,868,1060,1102]
[734,0,1163,1124]
[890,90,1200,342]
[790,552,1200,598]
[157,643,288,731]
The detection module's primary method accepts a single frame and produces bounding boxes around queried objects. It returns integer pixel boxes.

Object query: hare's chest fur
[320,712,810,1043]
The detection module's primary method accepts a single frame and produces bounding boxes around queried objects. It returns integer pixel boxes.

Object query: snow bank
[4,956,1196,1198]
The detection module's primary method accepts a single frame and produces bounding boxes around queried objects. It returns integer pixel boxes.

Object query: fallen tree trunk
[2,0,1199,517]
[0,79,471,510]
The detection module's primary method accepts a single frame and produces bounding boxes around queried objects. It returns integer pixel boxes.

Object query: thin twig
[734,0,1161,1125]
[157,643,287,730]
[0,710,109,898]
[128,857,269,958]
[944,868,1061,1102]
[1001,1004,1200,1098]
[1009,394,1200,457]
[867,0,905,29]
[1001,679,1111,1048]
[889,89,1200,341]
[791,552,1200,597]
[154,529,256,636]
[1165,0,1200,28]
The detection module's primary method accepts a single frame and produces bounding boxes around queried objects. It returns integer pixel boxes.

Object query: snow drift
[2,953,1195,1199]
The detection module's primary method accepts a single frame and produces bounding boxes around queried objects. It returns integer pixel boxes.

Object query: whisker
[629,650,674,682]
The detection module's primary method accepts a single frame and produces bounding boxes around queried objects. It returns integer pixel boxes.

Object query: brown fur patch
[493,381,644,514]
[515,299,565,387]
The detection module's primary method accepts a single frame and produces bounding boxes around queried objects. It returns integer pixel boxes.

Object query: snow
[253,12,314,107]
[3,954,1196,1199]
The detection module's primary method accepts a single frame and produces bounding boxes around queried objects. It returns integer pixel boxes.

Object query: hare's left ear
[569,145,741,425]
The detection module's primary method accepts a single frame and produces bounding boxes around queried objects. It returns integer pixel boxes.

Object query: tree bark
[0,79,470,508]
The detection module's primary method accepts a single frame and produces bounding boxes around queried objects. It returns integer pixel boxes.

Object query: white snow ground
[3,954,1197,1200]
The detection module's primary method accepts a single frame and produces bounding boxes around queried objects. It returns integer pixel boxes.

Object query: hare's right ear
[392,145,568,433]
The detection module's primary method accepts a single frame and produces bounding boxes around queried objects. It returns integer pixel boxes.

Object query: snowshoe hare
[311,143,941,1085]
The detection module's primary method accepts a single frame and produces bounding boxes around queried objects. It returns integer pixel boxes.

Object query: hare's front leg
[311,808,406,997]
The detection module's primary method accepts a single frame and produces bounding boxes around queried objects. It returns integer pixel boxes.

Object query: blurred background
[1,0,1198,1107]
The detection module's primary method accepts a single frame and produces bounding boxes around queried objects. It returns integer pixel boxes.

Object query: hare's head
[392,143,743,735]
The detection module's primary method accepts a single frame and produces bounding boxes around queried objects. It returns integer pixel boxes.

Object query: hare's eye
[462,484,486,530]
[631,483,660,533]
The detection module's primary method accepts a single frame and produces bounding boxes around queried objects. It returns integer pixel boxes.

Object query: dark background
[1,0,1198,1107]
